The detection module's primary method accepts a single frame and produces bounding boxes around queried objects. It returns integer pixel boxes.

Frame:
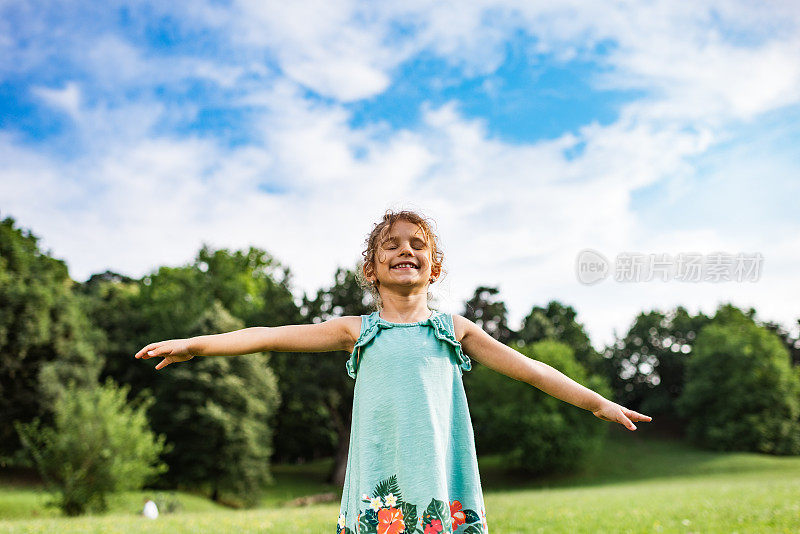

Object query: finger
[135,344,157,359]
[625,409,652,422]
[155,357,170,370]
[145,345,171,359]
[620,413,636,431]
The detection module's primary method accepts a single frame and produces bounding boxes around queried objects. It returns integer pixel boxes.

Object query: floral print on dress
[337,475,487,534]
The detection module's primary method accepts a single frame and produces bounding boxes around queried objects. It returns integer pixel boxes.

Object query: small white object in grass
[143,499,159,519]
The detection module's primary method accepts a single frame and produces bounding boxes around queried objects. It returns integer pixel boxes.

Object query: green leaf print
[358,508,379,533]
[400,501,418,532]
[461,525,483,534]
[422,497,451,531]
[373,474,403,503]
[463,508,480,524]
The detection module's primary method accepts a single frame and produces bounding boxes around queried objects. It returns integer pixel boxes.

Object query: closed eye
[382,238,427,249]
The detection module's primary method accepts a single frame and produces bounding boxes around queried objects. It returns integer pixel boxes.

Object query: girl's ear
[364,262,378,285]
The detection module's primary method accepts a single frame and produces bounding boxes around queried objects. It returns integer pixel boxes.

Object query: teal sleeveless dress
[337,309,488,534]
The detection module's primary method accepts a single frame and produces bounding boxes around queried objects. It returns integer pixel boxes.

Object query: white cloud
[2,0,800,349]
[4,79,799,346]
[32,82,82,119]
[191,0,800,122]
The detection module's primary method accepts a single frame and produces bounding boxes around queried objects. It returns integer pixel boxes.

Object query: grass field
[1,428,798,533]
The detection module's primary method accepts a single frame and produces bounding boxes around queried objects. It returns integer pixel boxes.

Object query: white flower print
[384,493,398,507]
[369,496,383,511]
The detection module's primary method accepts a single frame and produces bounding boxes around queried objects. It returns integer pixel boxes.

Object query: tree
[76,270,149,401]
[462,286,514,345]
[130,255,282,505]
[676,318,800,454]
[0,215,103,464]
[763,318,800,368]
[14,378,168,516]
[517,301,605,376]
[602,306,711,429]
[161,300,280,505]
[270,267,372,486]
[79,245,291,504]
[193,244,302,329]
[467,340,611,474]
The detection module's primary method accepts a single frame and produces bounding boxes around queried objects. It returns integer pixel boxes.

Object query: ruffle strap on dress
[345,310,472,378]
[346,313,389,379]
[429,312,473,373]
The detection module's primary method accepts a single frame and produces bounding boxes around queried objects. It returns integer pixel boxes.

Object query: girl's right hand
[134,339,195,370]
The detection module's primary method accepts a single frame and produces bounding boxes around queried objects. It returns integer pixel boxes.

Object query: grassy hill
[1,427,798,533]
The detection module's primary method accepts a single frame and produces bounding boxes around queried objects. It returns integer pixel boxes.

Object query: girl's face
[369,220,439,289]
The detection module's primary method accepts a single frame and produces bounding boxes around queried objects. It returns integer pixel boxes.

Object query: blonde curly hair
[356,209,445,311]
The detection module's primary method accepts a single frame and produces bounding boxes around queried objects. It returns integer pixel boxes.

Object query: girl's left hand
[592,400,652,431]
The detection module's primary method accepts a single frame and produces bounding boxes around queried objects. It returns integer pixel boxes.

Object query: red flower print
[377,507,405,534]
[450,500,466,530]
[424,519,443,534]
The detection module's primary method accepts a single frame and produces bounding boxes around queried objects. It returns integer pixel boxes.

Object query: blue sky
[2,1,799,348]
[346,35,644,144]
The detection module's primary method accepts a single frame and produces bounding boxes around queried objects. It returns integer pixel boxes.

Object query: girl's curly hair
[356,209,445,311]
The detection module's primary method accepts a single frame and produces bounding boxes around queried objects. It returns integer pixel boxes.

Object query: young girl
[135,209,651,534]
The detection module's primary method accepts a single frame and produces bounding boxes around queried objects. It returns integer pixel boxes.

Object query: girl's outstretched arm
[134,316,362,370]
[454,314,652,431]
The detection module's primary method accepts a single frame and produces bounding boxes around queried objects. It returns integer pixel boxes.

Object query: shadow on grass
[260,459,341,509]
[476,423,800,492]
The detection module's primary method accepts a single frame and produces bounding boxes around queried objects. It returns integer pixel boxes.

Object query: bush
[14,377,169,515]
[676,321,800,455]
[467,339,611,475]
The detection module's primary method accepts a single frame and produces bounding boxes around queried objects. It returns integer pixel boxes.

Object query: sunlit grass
[2,429,798,533]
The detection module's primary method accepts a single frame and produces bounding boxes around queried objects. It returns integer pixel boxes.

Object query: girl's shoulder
[451,313,472,344]
[338,315,369,353]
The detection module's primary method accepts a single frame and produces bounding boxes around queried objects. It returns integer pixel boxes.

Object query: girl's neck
[378,298,432,324]
[379,308,433,323]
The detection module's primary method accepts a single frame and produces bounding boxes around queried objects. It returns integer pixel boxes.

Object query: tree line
[1,214,798,515]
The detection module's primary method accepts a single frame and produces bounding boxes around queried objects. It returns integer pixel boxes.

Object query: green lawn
[1,429,798,533]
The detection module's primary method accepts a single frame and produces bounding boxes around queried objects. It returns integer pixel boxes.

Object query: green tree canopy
[517,300,605,376]
[156,300,279,505]
[467,339,611,474]
[462,286,514,345]
[144,249,284,504]
[270,266,372,486]
[0,215,103,464]
[763,318,800,368]
[676,315,800,455]
[89,245,287,504]
[603,305,711,426]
